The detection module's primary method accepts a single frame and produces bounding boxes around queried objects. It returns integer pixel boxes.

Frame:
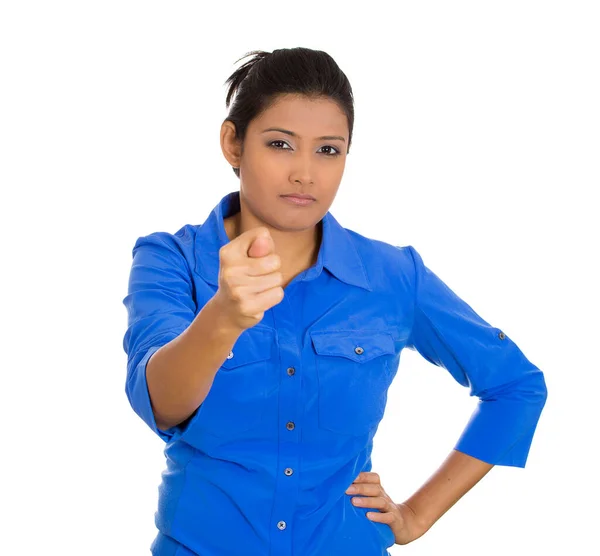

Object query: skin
[220,93,349,288]
[346,452,493,544]
[220,92,494,545]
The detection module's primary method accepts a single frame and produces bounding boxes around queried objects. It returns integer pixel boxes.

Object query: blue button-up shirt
[122,190,547,556]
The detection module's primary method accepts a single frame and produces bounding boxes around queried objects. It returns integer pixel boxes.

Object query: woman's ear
[220,120,242,169]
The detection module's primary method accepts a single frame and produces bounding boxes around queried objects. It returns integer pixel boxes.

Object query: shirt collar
[194,190,372,292]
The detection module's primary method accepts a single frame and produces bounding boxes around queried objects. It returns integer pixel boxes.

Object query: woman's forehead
[250,95,349,137]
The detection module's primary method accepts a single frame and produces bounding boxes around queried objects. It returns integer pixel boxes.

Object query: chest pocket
[194,326,277,438]
[310,330,396,436]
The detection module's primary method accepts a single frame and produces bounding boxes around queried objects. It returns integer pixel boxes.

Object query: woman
[122,47,548,556]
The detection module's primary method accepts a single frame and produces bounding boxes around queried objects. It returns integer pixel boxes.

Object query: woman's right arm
[146,294,243,432]
[123,225,280,440]
[123,229,243,441]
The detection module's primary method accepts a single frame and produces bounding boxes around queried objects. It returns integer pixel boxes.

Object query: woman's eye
[318,145,340,156]
[269,140,291,150]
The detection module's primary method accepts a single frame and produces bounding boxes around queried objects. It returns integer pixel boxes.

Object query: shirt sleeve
[122,231,198,443]
[404,245,548,467]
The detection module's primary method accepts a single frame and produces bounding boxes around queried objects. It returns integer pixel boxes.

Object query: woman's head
[220,47,354,233]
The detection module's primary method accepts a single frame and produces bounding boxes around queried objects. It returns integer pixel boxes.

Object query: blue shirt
[122,190,547,556]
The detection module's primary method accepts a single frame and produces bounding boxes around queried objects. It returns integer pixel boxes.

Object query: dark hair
[223,47,354,178]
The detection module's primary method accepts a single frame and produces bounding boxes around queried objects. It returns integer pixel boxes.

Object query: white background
[2,1,598,554]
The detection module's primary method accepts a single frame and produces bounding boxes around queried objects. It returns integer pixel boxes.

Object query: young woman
[122,47,547,556]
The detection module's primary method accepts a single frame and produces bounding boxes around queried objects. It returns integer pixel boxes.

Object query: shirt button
[287,367,295,376]
[498,332,506,340]
[284,467,293,476]
[286,421,295,431]
[227,351,234,359]
[354,346,364,355]
[277,520,287,530]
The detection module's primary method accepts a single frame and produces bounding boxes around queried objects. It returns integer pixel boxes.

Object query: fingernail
[346,485,357,494]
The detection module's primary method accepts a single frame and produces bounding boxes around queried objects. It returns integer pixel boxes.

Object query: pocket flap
[221,326,276,370]
[310,330,395,363]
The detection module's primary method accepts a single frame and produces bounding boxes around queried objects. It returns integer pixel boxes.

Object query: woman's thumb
[247,227,274,258]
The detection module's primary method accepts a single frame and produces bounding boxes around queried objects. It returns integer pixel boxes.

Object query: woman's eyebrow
[261,127,346,142]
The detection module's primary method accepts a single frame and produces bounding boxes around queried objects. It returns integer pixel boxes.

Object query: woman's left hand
[345,471,426,545]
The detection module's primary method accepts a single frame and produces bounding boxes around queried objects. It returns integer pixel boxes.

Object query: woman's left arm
[351,245,549,543]
[403,245,548,468]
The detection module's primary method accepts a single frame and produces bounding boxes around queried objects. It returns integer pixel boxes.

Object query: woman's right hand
[213,226,285,331]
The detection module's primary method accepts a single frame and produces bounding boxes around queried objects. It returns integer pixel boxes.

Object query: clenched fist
[212,226,285,331]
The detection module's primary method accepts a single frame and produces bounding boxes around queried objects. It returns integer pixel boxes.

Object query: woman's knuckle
[230,287,244,302]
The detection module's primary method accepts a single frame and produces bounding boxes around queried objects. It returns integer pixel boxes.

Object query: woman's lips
[281,195,316,206]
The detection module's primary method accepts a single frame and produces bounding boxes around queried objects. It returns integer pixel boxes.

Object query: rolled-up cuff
[454,375,548,467]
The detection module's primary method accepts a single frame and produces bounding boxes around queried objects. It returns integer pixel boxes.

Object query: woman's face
[221,93,349,232]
